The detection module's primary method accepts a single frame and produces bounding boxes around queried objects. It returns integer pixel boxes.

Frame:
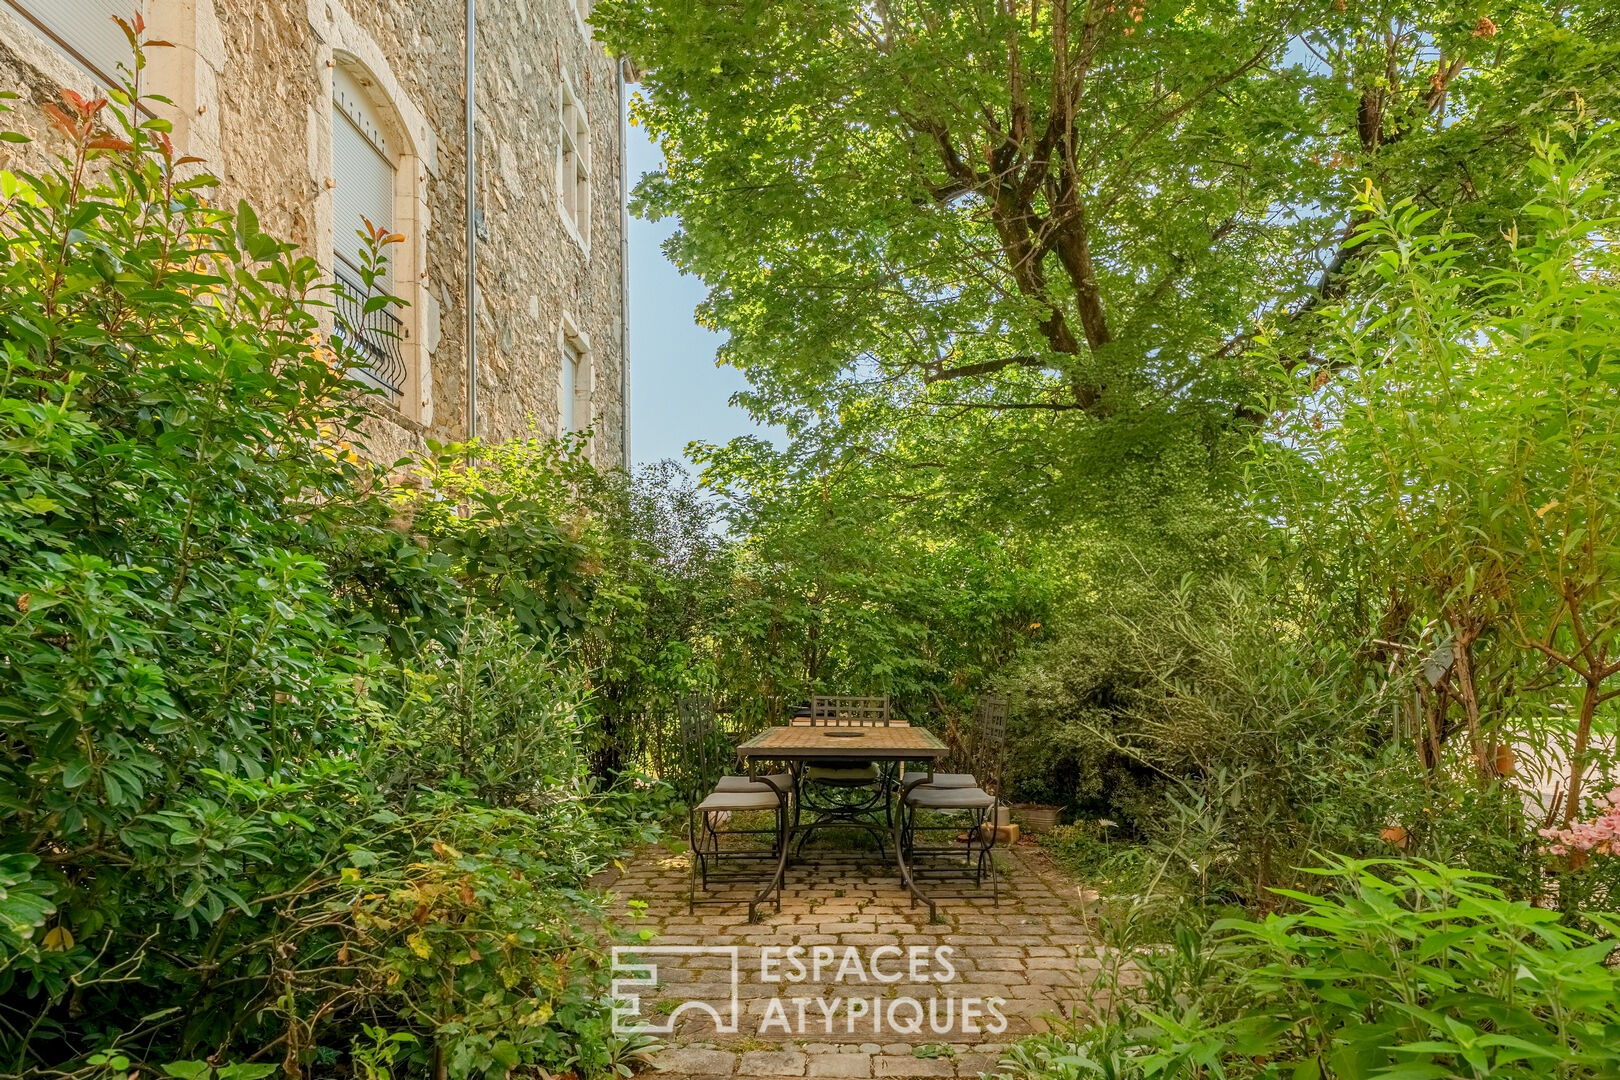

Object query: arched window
[330,60,408,401]
[4,0,140,87]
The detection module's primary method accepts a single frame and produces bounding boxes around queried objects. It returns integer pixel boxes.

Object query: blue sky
[626,112,781,469]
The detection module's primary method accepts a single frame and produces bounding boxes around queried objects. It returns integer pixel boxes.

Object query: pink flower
[1539,790,1620,859]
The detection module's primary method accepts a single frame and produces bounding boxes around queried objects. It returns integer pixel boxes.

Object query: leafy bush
[0,51,659,1079]
[998,859,1620,1080]
[1258,133,1620,827]
[1007,576,1401,906]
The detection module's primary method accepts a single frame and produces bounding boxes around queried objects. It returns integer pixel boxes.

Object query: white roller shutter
[561,337,581,433]
[331,65,395,287]
[6,0,142,87]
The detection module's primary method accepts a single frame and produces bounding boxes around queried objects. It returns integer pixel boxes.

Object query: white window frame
[330,61,408,401]
[556,74,591,252]
[569,0,593,36]
[559,315,594,452]
[332,63,397,279]
[320,45,431,423]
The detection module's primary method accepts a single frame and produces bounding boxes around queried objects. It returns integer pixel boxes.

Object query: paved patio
[597,840,1098,1078]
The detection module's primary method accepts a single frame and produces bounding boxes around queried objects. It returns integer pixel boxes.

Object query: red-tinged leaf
[144,38,175,48]
[86,136,134,152]
[59,89,107,117]
[41,103,79,139]
[383,232,406,245]
[174,156,206,166]
[132,10,145,34]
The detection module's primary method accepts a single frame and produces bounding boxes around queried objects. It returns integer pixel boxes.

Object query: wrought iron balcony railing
[332,254,407,398]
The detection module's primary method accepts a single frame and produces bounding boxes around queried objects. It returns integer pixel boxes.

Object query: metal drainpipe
[464,0,478,442]
[617,57,631,469]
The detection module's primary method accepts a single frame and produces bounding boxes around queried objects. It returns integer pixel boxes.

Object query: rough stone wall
[0,0,626,469]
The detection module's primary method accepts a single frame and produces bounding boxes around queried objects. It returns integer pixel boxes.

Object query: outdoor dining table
[735,724,950,917]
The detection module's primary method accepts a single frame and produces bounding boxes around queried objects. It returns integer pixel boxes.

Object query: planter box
[1012,803,1061,833]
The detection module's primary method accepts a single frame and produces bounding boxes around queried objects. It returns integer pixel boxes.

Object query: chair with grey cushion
[793,695,895,854]
[899,693,1008,903]
[689,773,793,920]
[900,692,1006,796]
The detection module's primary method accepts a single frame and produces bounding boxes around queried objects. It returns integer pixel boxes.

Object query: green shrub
[1006,576,1395,906]
[998,859,1620,1080]
[0,48,659,1079]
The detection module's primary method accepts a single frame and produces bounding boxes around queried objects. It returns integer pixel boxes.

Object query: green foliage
[578,460,738,774]
[992,116,1620,1080]
[0,61,660,1080]
[1006,575,1401,902]
[697,435,1054,712]
[996,860,1620,1079]
[7,11,1620,1080]
[595,0,1620,532]
[404,432,602,639]
[1258,132,1620,832]
[575,436,1059,785]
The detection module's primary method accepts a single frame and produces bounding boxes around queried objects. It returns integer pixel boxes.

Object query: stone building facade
[0,0,629,467]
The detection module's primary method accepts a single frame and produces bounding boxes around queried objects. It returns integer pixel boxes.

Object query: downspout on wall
[618,56,632,469]
[464,0,477,442]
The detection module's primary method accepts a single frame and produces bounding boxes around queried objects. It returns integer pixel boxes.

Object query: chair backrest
[807,695,892,727]
[974,693,1010,795]
[677,693,718,802]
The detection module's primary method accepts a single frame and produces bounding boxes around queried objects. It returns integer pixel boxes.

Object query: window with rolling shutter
[332,65,395,283]
[5,0,142,87]
[330,64,406,397]
[561,338,579,434]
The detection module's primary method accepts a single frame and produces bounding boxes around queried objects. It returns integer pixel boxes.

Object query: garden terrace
[597,842,1099,1077]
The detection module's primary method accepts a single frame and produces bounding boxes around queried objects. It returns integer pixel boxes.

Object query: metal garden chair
[677,692,793,919]
[899,692,1008,903]
[688,772,793,920]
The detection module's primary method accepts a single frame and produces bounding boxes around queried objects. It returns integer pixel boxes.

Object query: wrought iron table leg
[747,791,791,921]
[689,806,698,914]
[892,784,936,920]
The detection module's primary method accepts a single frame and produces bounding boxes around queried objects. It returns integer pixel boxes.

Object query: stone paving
[597,838,1098,1079]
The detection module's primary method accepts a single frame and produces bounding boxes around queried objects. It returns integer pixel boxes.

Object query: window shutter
[331,66,395,286]
[561,340,581,433]
[6,0,142,87]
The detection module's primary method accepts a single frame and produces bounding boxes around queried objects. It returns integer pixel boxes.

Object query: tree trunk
[1562,678,1601,827]
[1450,631,1494,782]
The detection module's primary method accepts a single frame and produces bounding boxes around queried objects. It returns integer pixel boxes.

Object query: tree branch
[925,354,1054,382]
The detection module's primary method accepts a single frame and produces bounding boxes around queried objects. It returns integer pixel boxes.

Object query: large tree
[598,0,1615,462]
